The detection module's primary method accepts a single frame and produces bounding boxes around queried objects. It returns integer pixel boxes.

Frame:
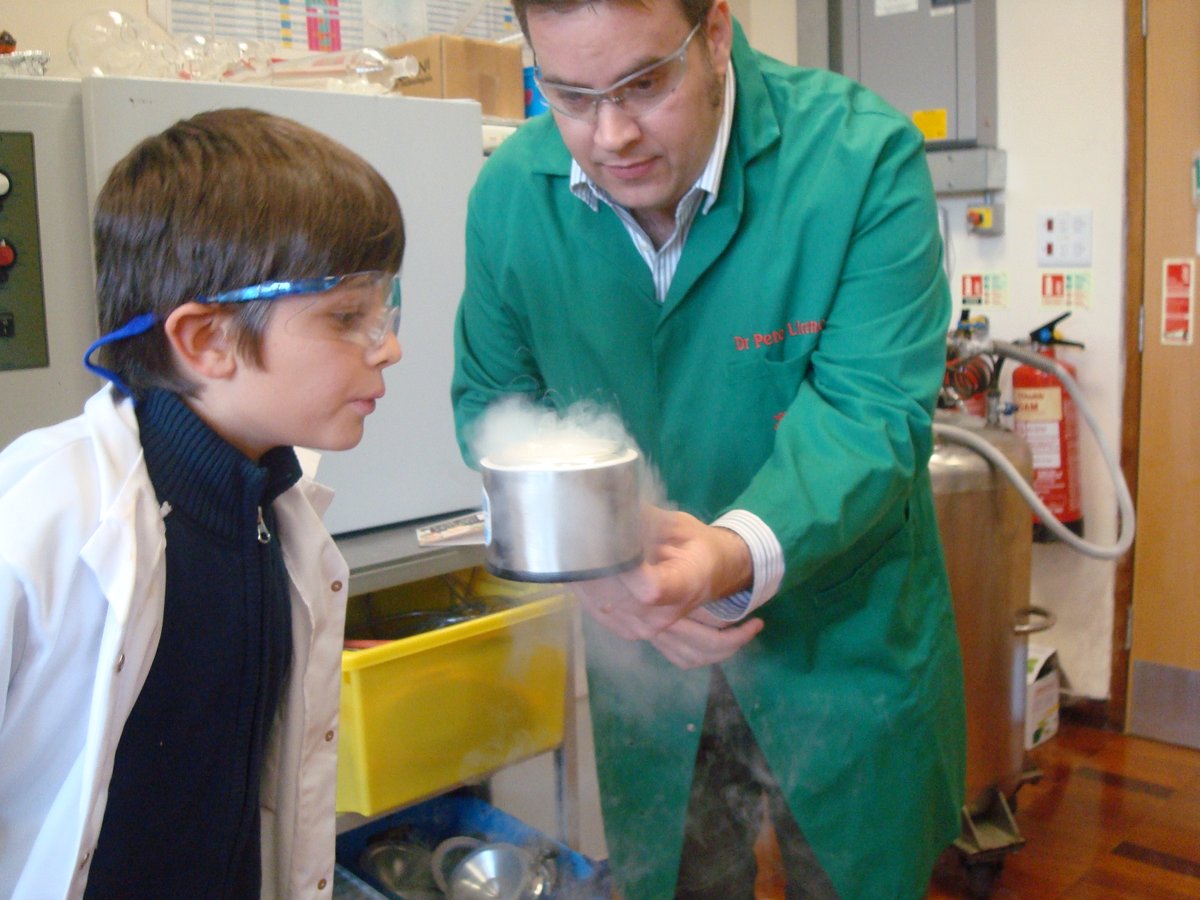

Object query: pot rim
[480,442,639,472]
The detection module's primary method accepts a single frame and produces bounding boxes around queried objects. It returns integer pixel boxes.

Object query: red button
[0,241,14,268]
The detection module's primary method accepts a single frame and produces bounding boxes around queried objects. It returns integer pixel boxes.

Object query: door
[1126,0,1200,748]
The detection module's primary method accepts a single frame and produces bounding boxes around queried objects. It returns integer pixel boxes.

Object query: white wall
[935,0,1126,699]
[730,0,800,65]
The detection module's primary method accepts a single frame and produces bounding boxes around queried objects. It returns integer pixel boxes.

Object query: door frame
[1109,0,1147,731]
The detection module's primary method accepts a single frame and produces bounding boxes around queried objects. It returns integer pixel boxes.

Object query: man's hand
[648,615,764,669]
[573,507,763,667]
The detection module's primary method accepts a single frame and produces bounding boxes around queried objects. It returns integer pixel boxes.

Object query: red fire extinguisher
[1012,313,1085,542]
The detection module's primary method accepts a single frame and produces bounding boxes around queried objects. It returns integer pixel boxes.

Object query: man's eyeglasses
[196,270,403,350]
[534,22,702,123]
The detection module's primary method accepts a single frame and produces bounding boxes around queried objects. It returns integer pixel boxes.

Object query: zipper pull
[256,506,271,545]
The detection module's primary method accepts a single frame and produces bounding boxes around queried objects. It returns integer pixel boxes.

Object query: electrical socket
[1037,208,1092,267]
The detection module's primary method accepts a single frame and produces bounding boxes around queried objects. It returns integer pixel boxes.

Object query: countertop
[334,511,486,595]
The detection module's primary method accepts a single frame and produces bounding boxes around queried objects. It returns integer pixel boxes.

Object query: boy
[0,108,404,898]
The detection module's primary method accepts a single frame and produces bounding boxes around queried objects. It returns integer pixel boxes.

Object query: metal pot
[480,436,643,582]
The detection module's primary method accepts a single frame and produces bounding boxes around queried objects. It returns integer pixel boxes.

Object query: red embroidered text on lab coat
[732,319,825,351]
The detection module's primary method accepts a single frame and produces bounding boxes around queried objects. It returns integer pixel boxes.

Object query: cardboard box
[1025,643,1062,749]
[386,34,523,119]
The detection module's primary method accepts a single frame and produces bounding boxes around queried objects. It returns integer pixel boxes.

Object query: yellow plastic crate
[336,568,570,816]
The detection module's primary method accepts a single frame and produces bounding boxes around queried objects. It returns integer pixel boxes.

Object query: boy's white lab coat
[0,387,348,899]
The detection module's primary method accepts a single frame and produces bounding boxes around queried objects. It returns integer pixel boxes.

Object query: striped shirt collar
[569,60,736,216]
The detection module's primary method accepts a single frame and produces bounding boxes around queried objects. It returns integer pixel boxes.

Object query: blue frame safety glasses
[83,270,402,397]
[534,22,702,123]
[197,270,402,350]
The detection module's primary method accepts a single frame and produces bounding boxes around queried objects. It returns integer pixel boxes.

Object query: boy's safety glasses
[196,270,403,350]
[83,270,401,397]
[534,22,702,123]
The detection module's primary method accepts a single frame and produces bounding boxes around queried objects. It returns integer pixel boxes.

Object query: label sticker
[912,108,948,142]
[1016,420,1064,470]
[1040,271,1093,310]
[961,271,1009,308]
[1162,258,1194,346]
[875,0,918,15]
[1014,386,1064,424]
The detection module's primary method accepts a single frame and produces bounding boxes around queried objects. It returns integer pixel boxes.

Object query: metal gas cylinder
[931,411,1044,810]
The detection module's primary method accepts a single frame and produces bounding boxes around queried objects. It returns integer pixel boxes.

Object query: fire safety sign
[1162,258,1194,346]
[1039,271,1093,310]
[960,271,1008,308]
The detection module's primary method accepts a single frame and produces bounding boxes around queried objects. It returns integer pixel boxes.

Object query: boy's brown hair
[93,107,405,396]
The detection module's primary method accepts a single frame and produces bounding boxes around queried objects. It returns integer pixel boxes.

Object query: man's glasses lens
[536,22,700,122]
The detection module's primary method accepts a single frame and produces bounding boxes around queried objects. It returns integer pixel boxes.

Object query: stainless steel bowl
[446,843,531,900]
[480,437,642,582]
[358,839,436,897]
[443,843,555,900]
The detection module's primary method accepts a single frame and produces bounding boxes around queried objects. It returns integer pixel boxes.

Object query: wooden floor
[927,717,1200,899]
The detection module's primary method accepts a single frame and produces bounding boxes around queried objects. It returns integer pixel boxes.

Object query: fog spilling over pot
[481,435,643,582]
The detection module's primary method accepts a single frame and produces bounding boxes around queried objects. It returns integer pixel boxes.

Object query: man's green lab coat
[452,24,965,900]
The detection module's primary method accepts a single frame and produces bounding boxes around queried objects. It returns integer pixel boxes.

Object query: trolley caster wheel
[965,859,1003,899]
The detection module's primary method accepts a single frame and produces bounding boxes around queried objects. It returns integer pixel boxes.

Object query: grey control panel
[0,131,50,370]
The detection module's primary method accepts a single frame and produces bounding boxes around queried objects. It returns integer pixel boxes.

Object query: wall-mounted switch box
[832,0,998,149]
[1037,208,1093,267]
[967,203,1005,235]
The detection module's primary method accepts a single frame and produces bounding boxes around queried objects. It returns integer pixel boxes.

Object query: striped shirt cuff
[704,510,785,622]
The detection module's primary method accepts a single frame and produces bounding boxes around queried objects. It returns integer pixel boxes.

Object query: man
[451,1,965,897]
